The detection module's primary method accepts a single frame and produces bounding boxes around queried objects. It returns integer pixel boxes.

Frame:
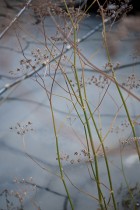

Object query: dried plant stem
[0,0,32,40]
[74,24,104,210]
[101,8,140,160]
[49,98,74,210]
[120,146,135,205]
[81,59,117,209]
[48,38,74,209]
[86,101,117,210]
[48,12,140,103]
[63,1,111,208]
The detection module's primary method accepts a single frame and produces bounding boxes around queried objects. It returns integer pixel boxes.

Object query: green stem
[120,146,135,206]
[86,102,117,210]
[72,27,104,210]
[101,9,140,160]
[50,99,74,210]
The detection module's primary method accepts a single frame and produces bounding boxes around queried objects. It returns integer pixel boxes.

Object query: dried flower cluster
[10,121,33,136]
[70,74,109,90]
[121,136,140,146]
[31,0,64,18]
[0,176,36,209]
[111,119,130,134]
[122,74,140,90]
[99,0,133,20]
[58,147,107,165]
[0,189,25,209]
[31,0,87,23]
[104,61,120,70]
[86,74,109,89]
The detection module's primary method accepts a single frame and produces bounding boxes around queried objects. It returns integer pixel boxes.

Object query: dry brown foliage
[107,16,140,56]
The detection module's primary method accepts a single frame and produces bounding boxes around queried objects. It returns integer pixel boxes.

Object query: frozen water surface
[0,1,140,209]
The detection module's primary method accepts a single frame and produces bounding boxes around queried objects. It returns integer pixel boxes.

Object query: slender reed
[63,1,106,208]
[101,8,140,160]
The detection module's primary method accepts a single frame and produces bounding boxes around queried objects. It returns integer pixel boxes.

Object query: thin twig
[0,13,107,97]
[0,0,32,40]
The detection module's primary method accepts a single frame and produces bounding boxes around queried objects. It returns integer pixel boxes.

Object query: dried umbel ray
[31,0,84,17]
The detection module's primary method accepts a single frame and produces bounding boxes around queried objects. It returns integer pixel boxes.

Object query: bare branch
[0,0,32,40]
